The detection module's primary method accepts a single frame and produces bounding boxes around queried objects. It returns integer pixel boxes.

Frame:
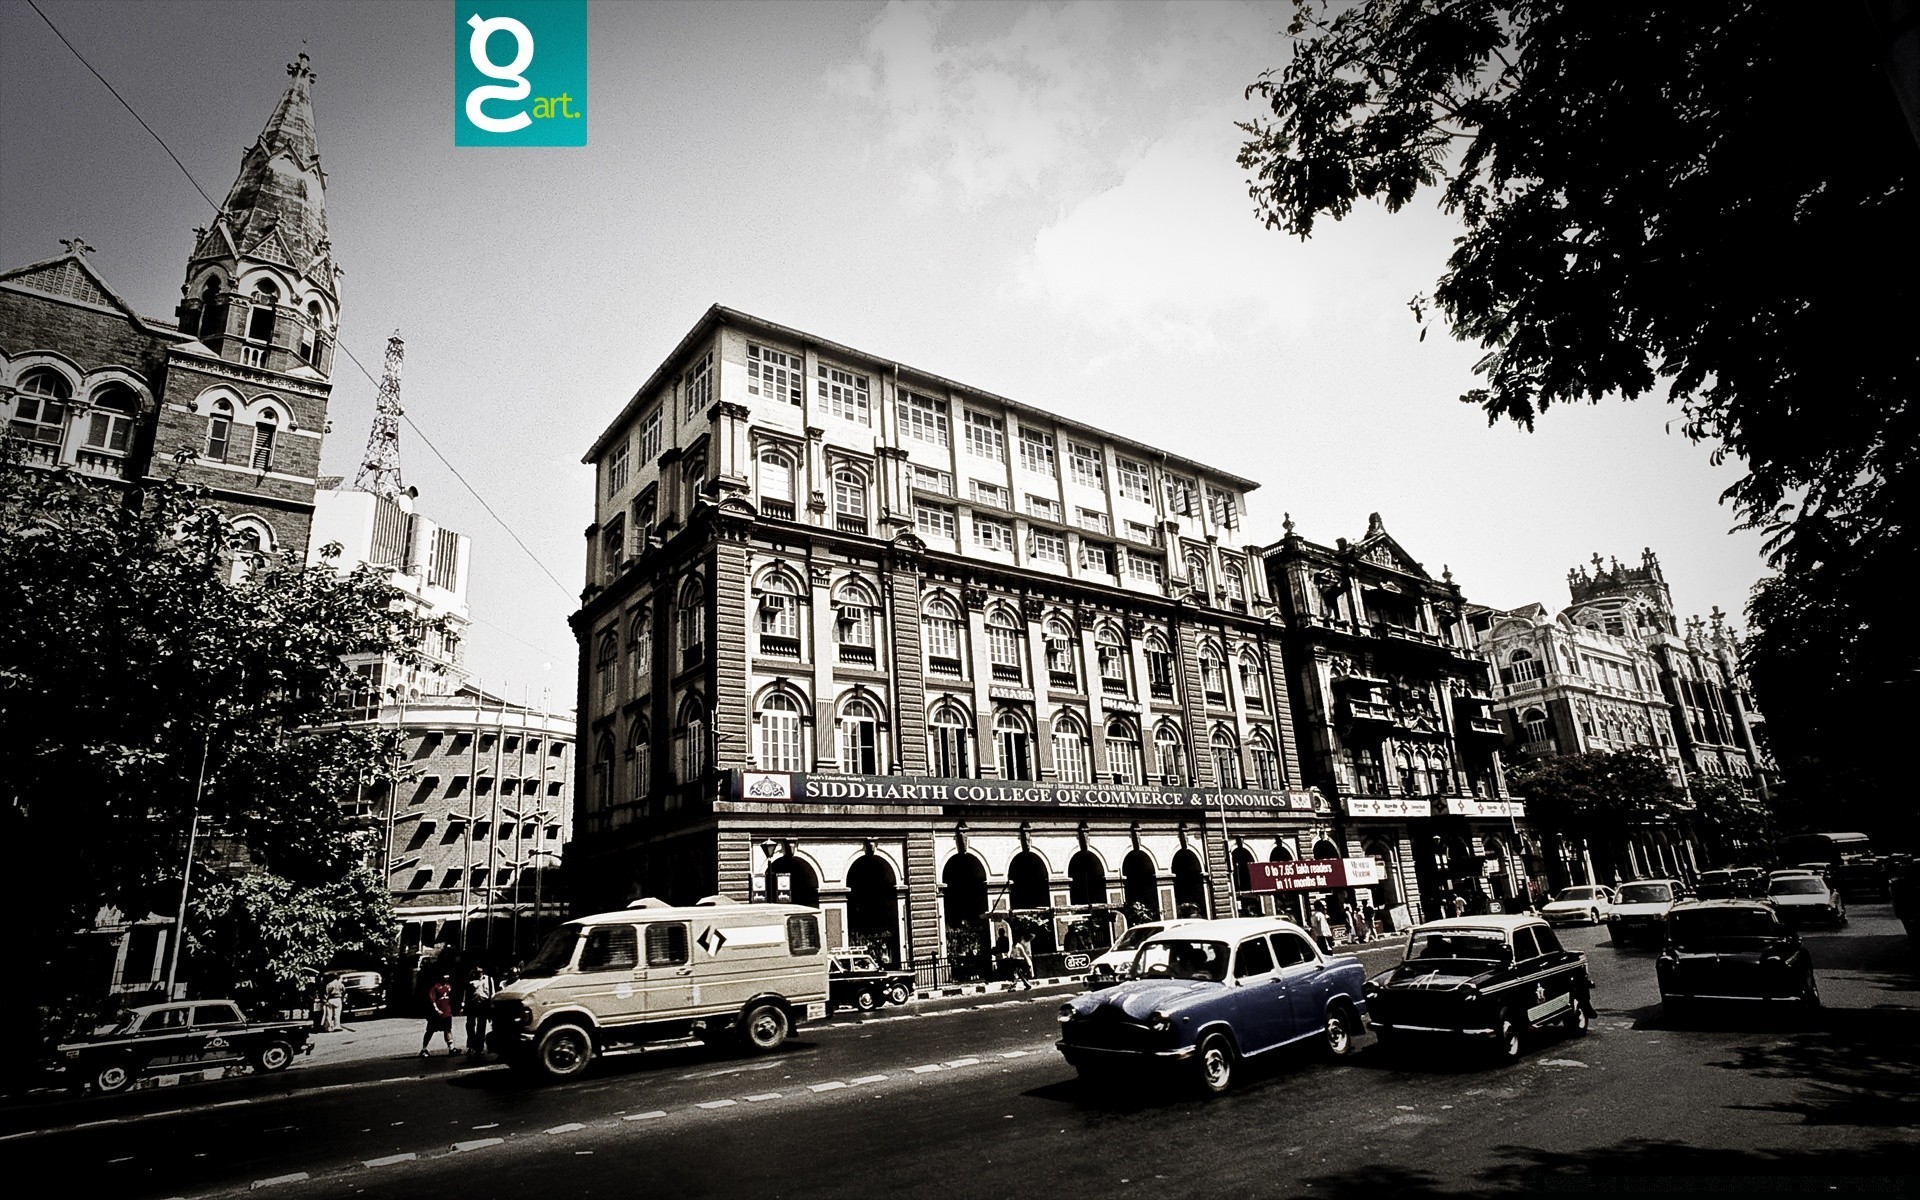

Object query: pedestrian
[421,973,455,1057]
[1448,891,1468,919]
[1349,893,1370,943]
[321,973,346,1032]
[461,966,494,1058]
[1009,936,1034,991]
[1310,902,1333,954]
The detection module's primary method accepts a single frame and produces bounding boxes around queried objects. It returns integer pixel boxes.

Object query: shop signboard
[1443,798,1527,818]
[730,771,1317,813]
[1344,797,1436,819]
[1246,857,1384,893]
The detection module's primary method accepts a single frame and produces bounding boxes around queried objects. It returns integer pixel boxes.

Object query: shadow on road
[1705,1005,1920,1128]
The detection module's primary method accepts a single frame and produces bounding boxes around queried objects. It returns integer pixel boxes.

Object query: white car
[1082,918,1197,989]
[1607,879,1684,946]
[1767,874,1848,927]
[1541,885,1616,926]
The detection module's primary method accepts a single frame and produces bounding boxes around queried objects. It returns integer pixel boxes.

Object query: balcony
[1149,681,1174,700]
[838,644,875,667]
[835,514,869,535]
[1339,698,1395,726]
[73,448,129,480]
[1101,677,1129,697]
[1048,670,1078,691]
[760,499,795,521]
[1463,714,1505,738]
[928,655,964,678]
[991,663,1023,684]
[759,635,801,660]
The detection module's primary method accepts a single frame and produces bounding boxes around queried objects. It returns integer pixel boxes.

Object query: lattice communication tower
[353,332,406,497]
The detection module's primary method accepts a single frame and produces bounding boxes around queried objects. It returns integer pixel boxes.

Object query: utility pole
[165,731,212,999]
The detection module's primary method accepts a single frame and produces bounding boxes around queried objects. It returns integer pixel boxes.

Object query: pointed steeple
[178,53,339,378]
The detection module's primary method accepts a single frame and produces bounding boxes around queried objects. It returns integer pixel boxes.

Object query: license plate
[805,1002,826,1021]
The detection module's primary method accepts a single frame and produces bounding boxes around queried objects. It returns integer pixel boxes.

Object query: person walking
[461,966,494,1058]
[1348,893,1370,944]
[321,973,346,1032]
[1310,902,1334,954]
[421,974,456,1057]
[1448,891,1468,919]
[1009,936,1035,990]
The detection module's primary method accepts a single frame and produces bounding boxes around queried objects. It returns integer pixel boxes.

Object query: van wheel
[742,1004,789,1053]
[855,988,879,1012]
[1194,1032,1235,1095]
[93,1058,136,1094]
[535,1023,595,1081]
[251,1040,294,1072]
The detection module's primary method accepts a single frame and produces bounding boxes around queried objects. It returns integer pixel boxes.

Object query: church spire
[179,53,339,378]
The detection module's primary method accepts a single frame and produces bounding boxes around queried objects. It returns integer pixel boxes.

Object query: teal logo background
[455,1,587,147]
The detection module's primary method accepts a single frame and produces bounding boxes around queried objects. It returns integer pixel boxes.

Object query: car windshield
[1111,925,1166,953]
[1133,939,1231,982]
[1555,888,1602,902]
[518,926,583,978]
[1406,929,1508,963]
[1670,909,1781,945]
[1769,879,1826,896]
[1617,883,1673,904]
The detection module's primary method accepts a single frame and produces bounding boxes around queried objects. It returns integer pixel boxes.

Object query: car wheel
[1496,1014,1523,1064]
[1565,1001,1590,1037]
[1324,1004,1358,1057]
[251,1040,295,1073]
[93,1059,136,1094]
[742,1003,789,1053]
[855,988,879,1012]
[1802,977,1822,1009]
[534,1022,595,1081]
[1588,909,1599,924]
[1194,1032,1235,1095]
[886,982,911,1006]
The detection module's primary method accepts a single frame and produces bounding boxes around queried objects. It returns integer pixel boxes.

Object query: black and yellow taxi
[1364,915,1594,1062]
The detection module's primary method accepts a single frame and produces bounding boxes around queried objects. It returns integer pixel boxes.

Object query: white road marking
[623,1111,667,1121]
[943,1057,980,1068]
[744,1092,782,1102]
[909,1064,942,1074]
[1537,1059,1588,1068]
[1000,1051,1029,1058]
[808,1081,847,1092]
[849,1074,887,1085]
[472,1123,500,1129]
[250,1173,310,1189]
[696,1099,737,1110]
[363,1153,416,1167]
[452,1137,504,1152]
[545,1123,586,1134]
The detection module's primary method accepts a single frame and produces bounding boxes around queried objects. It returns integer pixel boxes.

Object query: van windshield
[519,926,582,978]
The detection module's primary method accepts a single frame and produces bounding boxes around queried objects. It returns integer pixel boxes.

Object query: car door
[1509,926,1571,1027]
[1228,935,1288,1053]
[141,1005,195,1068]
[562,923,643,1026]
[190,1002,249,1066]
[641,921,697,1015]
[1270,931,1332,1038]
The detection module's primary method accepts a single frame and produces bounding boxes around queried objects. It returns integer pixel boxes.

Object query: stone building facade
[1263,514,1531,927]
[568,307,1332,975]
[0,55,340,557]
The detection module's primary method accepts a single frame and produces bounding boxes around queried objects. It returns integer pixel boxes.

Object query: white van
[490,897,829,1081]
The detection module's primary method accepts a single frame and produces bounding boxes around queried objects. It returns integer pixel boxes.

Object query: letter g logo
[465,13,534,134]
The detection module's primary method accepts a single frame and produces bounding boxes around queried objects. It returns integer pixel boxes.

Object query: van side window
[787,914,821,955]
[646,922,689,967]
[580,925,638,971]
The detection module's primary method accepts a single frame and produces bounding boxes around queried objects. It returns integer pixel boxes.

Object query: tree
[187,862,395,1013]
[1506,751,1685,882]
[0,462,427,1080]
[1684,771,1774,867]
[1238,2,1920,843]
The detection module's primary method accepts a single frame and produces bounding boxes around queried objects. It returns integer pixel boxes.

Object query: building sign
[731,771,1316,812]
[1344,797,1436,819]
[1443,798,1527,819]
[1247,857,1384,893]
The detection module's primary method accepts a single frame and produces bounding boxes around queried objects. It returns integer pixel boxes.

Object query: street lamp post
[164,730,213,999]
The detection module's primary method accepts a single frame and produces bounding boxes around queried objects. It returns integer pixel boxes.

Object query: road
[18,909,1917,1198]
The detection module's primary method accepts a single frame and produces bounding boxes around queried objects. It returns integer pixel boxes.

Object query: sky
[0,0,1776,709]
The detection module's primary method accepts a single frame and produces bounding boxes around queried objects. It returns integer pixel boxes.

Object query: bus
[1775,832,1886,901]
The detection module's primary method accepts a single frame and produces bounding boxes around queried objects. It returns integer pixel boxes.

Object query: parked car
[304,968,387,1018]
[1365,915,1592,1062]
[1054,917,1368,1095]
[1656,900,1818,1017]
[1540,885,1615,926]
[53,1000,313,1094]
[1607,879,1683,946]
[828,951,915,1010]
[1766,874,1847,926]
[1084,918,1197,989]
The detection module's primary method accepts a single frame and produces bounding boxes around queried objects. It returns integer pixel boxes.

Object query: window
[1052,714,1090,784]
[646,923,690,967]
[758,450,795,517]
[675,698,708,781]
[1075,507,1110,534]
[1212,729,1243,788]
[1522,707,1553,745]
[1116,457,1151,502]
[1222,562,1247,603]
[1044,618,1077,687]
[1124,520,1155,544]
[923,597,964,675]
[9,370,69,445]
[596,629,619,707]
[832,467,867,532]
[987,610,1025,682]
[969,479,1009,508]
[914,502,957,542]
[606,441,630,497]
[1207,486,1240,531]
[197,279,224,338]
[973,516,1012,552]
[1250,734,1281,789]
[911,465,953,496]
[839,698,880,774]
[898,389,949,445]
[300,301,321,362]
[1096,628,1129,693]
[1507,651,1544,685]
[250,412,278,471]
[1126,551,1166,587]
[1019,428,1056,476]
[1067,442,1104,488]
[747,343,802,405]
[82,384,137,454]
[601,519,625,584]
[758,693,804,771]
[1030,531,1065,564]
[1235,936,1275,979]
[757,574,800,656]
[204,399,233,461]
[964,410,1004,460]
[580,925,638,971]
[929,704,971,777]
[788,913,823,955]
[683,452,708,513]
[835,582,876,662]
[246,281,279,343]
[1154,725,1184,784]
[683,351,712,418]
[639,407,662,462]
[1199,645,1228,703]
[995,710,1033,780]
[817,363,870,423]
[1184,550,1210,593]
[632,493,657,549]
[678,577,705,670]
[592,733,615,810]
[1145,636,1175,699]
[1238,651,1265,707]
[1164,476,1198,517]
[1078,541,1116,576]
[1027,494,1062,521]
[625,719,651,801]
[1105,718,1142,785]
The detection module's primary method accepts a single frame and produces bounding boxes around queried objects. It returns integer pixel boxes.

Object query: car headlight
[1148,1012,1174,1034]
[1057,1004,1076,1023]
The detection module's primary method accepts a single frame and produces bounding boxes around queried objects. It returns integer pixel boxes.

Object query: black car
[1365,916,1593,1062]
[1656,900,1818,1016]
[53,1000,314,1094]
[1696,868,1767,900]
[827,952,915,1011]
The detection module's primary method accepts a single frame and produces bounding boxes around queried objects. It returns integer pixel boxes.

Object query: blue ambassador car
[1055,917,1370,1095]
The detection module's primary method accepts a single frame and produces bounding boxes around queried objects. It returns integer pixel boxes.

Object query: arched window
[757,692,804,772]
[1237,650,1265,708]
[677,577,705,670]
[300,300,322,363]
[684,452,708,513]
[1508,649,1543,684]
[1198,643,1228,703]
[204,398,234,461]
[838,697,881,774]
[674,697,708,782]
[1249,729,1281,790]
[922,596,964,676]
[228,520,273,584]
[928,702,971,778]
[758,448,796,518]
[82,383,138,456]
[627,607,651,684]
[1096,627,1129,695]
[1184,549,1209,596]
[197,279,225,338]
[1123,849,1159,918]
[757,573,800,657]
[1222,561,1246,603]
[624,719,651,803]
[832,466,867,533]
[8,368,70,445]
[250,409,279,471]
[1522,707,1552,745]
[986,608,1024,683]
[593,733,616,810]
[1211,728,1242,788]
[1043,617,1077,687]
[1051,712,1090,784]
[1008,851,1051,912]
[1396,749,1417,794]
[1104,717,1142,785]
[834,580,876,664]
[1154,723,1185,785]
[995,709,1032,781]
[246,281,279,343]
[1143,632,1175,699]
[1068,850,1107,907]
[595,629,619,708]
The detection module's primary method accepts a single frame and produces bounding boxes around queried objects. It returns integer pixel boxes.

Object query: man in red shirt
[421,974,456,1056]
